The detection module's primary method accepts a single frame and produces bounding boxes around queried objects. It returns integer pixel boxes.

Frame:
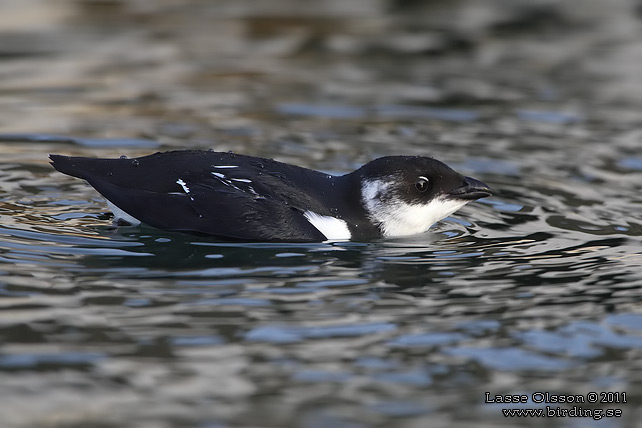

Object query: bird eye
[415,176,429,192]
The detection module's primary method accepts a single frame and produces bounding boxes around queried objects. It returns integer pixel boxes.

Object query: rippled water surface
[1,1,642,427]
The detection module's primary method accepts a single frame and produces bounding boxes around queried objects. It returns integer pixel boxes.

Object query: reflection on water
[1,0,642,427]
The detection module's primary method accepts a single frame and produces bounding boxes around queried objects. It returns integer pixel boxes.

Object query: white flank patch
[106,200,141,226]
[361,178,469,237]
[303,211,351,241]
[212,165,238,168]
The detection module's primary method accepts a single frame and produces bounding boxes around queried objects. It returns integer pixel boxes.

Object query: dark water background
[1,0,642,427]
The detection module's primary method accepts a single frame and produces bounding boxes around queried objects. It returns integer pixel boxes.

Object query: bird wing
[50,153,329,241]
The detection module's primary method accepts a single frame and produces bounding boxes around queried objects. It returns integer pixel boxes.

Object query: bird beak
[448,176,492,200]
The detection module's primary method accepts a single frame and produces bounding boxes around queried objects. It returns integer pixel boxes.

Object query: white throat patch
[361,179,468,237]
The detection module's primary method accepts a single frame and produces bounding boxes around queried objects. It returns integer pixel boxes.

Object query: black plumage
[50,150,491,242]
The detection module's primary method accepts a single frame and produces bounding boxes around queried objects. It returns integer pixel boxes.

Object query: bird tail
[49,154,100,180]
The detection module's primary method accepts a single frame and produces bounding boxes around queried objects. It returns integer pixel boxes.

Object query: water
[1,1,642,427]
